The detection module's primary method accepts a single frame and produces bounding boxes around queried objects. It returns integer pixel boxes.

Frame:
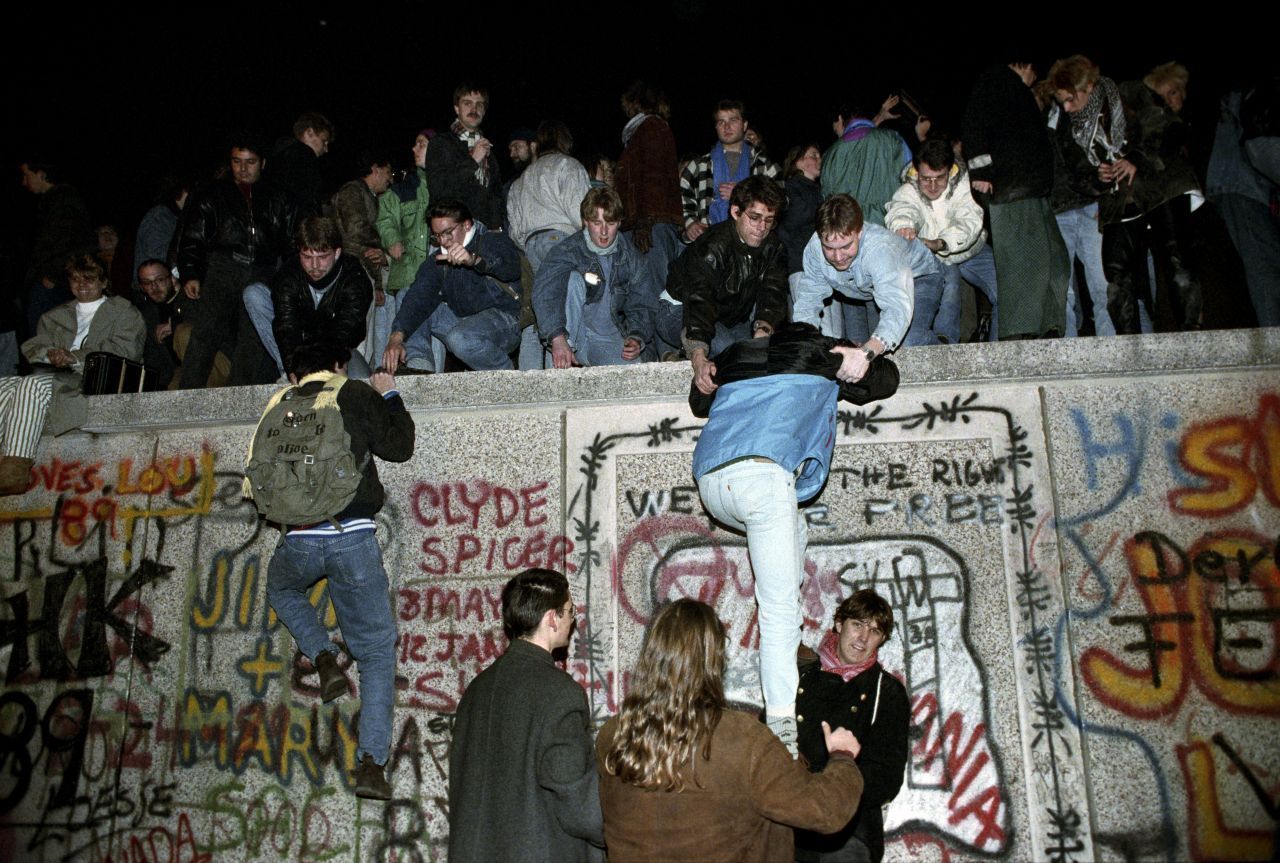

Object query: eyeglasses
[139,275,171,287]
[744,211,777,228]
[431,223,463,244]
[918,173,949,186]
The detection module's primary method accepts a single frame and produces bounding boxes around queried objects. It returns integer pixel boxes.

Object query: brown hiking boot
[314,650,348,703]
[354,754,392,800]
[0,456,33,496]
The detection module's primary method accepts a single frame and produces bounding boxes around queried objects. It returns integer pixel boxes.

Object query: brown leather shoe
[0,457,33,496]
[314,650,348,703]
[354,754,392,800]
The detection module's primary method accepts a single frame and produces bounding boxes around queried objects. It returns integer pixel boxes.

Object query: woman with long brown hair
[597,598,866,862]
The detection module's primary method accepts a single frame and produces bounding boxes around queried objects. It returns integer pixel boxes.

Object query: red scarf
[817,629,878,682]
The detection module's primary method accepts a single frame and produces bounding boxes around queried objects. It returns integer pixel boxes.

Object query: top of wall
[82,327,1280,432]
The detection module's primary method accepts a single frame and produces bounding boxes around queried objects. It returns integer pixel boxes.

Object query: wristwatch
[863,346,876,362]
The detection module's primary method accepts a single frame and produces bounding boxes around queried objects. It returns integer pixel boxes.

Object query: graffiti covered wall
[1,332,1276,862]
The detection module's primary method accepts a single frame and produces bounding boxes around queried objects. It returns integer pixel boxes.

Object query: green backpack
[243,374,368,527]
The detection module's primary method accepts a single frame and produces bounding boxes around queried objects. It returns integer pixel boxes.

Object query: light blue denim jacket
[793,222,937,350]
[692,374,838,503]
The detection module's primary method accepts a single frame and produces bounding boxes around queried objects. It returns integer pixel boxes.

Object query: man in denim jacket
[533,187,657,367]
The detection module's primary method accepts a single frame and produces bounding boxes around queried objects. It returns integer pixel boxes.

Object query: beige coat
[21,296,145,435]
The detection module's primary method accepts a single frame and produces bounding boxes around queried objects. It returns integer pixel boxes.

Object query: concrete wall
[1,329,1277,863]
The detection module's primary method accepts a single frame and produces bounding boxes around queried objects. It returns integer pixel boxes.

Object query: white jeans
[696,458,807,714]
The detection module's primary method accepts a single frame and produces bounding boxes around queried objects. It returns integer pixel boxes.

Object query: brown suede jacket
[597,709,864,863]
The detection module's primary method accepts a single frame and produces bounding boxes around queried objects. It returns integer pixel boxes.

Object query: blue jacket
[533,230,657,345]
[392,221,521,337]
[690,328,900,503]
[693,375,839,503]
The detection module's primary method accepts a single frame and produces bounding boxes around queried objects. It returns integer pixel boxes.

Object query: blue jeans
[519,229,574,371]
[696,459,807,714]
[936,245,1000,343]
[367,286,442,372]
[266,528,397,764]
[654,299,752,358]
[243,282,371,379]
[564,273,654,366]
[1215,192,1280,327]
[1055,204,1116,337]
[839,299,879,345]
[902,269,945,347]
[411,303,520,371]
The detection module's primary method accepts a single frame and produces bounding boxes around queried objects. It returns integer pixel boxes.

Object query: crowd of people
[3,61,1278,493]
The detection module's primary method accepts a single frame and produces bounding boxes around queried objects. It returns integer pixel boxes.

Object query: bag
[485,252,536,331]
[81,352,162,395]
[243,374,367,526]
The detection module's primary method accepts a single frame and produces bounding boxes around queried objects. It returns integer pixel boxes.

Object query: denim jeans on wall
[696,459,807,714]
[266,528,397,765]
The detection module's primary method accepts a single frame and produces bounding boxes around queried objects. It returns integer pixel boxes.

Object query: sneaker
[354,754,392,800]
[314,650,348,703]
[766,714,799,759]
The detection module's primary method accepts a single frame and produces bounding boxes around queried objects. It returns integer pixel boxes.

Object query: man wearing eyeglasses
[886,139,998,344]
[795,589,909,863]
[661,175,790,393]
[382,199,522,372]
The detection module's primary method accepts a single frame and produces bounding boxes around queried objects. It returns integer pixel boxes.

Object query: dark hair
[227,132,268,160]
[714,99,746,119]
[783,144,821,180]
[833,589,894,641]
[65,252,109,290]
[293,111,334,140]
[729,175,784,213]
[287,341,349,379]
[815,194,864,238]
[914,138,955,173]
[428,199,473,224]
[295,216,343,252]
[453,83,489,105]
[831,102,873,125]
[583,153,611,179]
[501,568,569,641]
[622,80,667,118]
[581,186,625,223]
[355,148,391,179]
[136,258,170,276]
[535,121,574,157]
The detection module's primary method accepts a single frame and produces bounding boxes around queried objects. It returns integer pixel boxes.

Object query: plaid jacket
[679,148,780,229]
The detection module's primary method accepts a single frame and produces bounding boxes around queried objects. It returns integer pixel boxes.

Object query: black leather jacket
[665,219,789,356]
[176,179,299,283]
[270,253,373,357]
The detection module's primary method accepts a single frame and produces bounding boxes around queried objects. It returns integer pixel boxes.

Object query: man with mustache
[425,84,505,230]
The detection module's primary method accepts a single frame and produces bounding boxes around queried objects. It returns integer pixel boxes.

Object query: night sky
[2,5,1254,274]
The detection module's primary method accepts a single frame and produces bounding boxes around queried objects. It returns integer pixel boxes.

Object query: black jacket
[270,138,326,216]
[688,326,900,418]
[283,372,415,522]
[795,652,910,863]
[779,175,822,275]
[1116,80,1202,217]
[666,219,789,356]
[271,254,373,360]
[425,131,504,229]
[176,179,299,283]
[963,64,1055,204]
